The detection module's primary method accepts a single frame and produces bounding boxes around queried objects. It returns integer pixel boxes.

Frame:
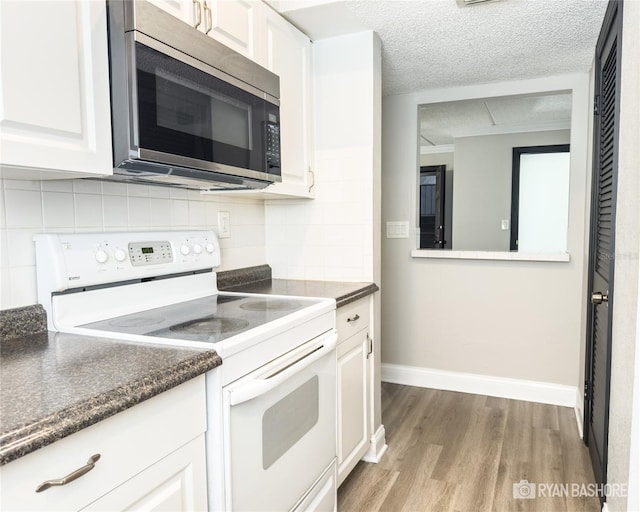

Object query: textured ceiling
[419,91,573,146]
[276,0,609,96]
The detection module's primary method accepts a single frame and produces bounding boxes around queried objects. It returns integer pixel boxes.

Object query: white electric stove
[34,230,338,512]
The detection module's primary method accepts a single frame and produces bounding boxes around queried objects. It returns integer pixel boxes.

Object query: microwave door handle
[229,333,338,406]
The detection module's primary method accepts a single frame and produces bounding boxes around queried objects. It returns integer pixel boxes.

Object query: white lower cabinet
[83,435,207,512]
[0,377,208,512]
[336,298,372,486]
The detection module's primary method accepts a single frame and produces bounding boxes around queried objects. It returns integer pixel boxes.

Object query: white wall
[606,1,640,510]
[0,178,266,309]
[381,74,591,396]
[452,130,570,251]
[265,31,379,282]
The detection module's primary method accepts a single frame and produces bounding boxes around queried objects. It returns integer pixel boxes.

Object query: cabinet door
[0,0,112,177]
[206,0,265,63]
[337,329,370,485]
[83,436,208,512]
[264,10,314,198]
[147,0,196,25]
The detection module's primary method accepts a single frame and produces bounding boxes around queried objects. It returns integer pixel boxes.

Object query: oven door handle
[229,333,338,406]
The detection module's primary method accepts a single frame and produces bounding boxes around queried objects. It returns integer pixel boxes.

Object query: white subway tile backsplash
[188,200,206,226]
[0,229,8,268]
[170,200,189,226]
[128,196,152,227]
[42,180,73,192]
[0,189,6,230]
[42,192,75,228]
[103,195,129,227]
[75,194,104,228]
[150,197,172,227]
[127,183,149,197]
[169,187,189,199]
[3,179,41,191]
[9,265,37,307]
[73,179,103,194]
[148,185,171,198]
[7,229,38,267]
[5,190,43,228]
[102,181,127,196]
[1,177,270,309]
[0,267,10,306]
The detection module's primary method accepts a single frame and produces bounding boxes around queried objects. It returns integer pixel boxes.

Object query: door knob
[591,291,609,305]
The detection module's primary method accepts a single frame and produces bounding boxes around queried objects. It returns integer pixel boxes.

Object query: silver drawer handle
[347,314,360,323]
[36,454,101,493]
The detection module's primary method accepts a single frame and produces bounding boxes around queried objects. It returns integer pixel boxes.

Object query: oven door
[124,34,281,182]
[224,332,337,512]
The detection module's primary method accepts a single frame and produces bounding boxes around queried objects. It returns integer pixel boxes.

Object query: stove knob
[193,243,202,255]
[114,249,127,262]
[205,243,215,253]
[95,249,108,264]
[180,244,191,256]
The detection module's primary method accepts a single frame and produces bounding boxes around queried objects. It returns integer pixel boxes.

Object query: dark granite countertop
[221,274,379,308]
[0,330,221,466]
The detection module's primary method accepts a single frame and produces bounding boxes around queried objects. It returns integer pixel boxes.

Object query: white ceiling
[419,91,573,147]
[272,0,609,96]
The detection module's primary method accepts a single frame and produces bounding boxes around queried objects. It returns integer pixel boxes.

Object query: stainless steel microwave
[106,0,281,190]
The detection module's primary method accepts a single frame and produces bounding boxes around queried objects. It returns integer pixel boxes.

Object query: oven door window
[262,376,319,470]
[134,42,267,173]
[226,348,336,512]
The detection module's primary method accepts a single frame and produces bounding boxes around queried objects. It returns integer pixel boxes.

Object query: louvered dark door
[584,0,622,493]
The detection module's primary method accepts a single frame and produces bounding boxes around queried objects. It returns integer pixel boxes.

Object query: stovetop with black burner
[80,293,319,344]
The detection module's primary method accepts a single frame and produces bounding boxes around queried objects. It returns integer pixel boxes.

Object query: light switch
[218,211,230,238]
[501,219,510,231]
[386,221,409,239]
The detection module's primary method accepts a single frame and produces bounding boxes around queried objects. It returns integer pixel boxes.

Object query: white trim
[361,425,387,464]
[382,363,578,407]
[411,249,571,262]
[575,387,584,439]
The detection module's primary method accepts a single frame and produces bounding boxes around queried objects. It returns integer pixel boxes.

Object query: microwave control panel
[265,122,281,171]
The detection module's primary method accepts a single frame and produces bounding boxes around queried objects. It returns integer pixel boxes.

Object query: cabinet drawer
[336,298,370,341]
[0,376,207,511]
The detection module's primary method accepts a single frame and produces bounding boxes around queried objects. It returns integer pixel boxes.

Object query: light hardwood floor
[338,383,600,512]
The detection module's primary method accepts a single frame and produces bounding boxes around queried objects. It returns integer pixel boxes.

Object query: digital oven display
[141,247,154,254]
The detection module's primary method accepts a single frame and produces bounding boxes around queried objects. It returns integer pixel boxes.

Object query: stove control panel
[34,230,221,293]
[129,241,173,267]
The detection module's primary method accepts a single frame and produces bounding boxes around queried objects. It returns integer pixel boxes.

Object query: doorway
[419,165,447,249]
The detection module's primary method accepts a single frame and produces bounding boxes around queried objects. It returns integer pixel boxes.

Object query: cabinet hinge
[594,94,600,116]
[367,334,373,358]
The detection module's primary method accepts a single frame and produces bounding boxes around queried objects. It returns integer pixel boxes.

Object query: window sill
[410,250,571,262]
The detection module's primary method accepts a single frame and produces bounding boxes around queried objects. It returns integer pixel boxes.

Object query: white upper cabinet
[0,0,112,179]
[263,7,314,198]
[147,0,196,24]
[206,0,264,62]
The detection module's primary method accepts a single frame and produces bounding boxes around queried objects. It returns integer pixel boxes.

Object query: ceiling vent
[456,0,503,6]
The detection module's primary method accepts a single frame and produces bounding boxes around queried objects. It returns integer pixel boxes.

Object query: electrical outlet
[218,211,230,238]
[501,219,510,231]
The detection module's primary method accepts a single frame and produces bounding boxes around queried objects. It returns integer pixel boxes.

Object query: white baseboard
[382,363,578,407]
[361,425,387,463]
[575,387,584,439]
